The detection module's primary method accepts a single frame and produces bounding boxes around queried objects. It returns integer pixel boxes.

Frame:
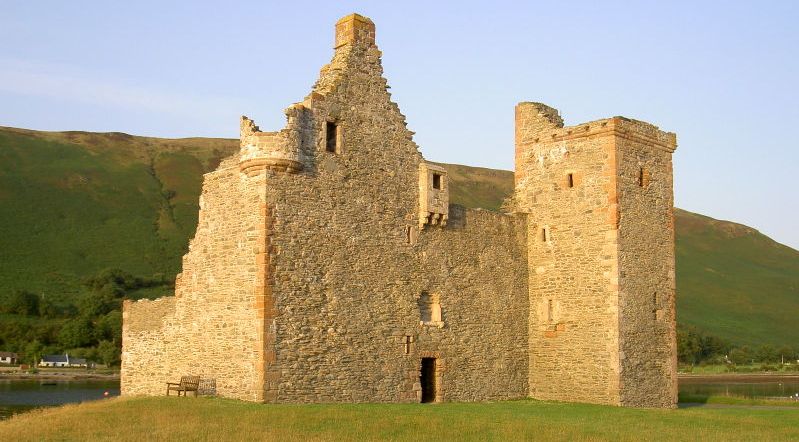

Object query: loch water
[0,379,119,419]
[679,375,799,399]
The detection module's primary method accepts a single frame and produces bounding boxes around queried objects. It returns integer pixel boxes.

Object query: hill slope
[0,127,237,302]
[0,127,797,348]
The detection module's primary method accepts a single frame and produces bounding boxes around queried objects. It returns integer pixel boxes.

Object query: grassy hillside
[2,397,798,441]
[432,162,514,211]
[0,127,797,352]
[0,127,237,302]
[675,209,799,347]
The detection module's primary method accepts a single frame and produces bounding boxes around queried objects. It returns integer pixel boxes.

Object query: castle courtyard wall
[266,190,530,402]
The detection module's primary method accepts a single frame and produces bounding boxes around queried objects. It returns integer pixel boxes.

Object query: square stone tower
[515,103,678,407]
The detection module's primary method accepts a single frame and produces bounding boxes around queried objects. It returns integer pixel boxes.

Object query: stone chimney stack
[335,13,376,48]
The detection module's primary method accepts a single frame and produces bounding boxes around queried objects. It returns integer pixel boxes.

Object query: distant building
[0,351,18,365]
[39,354,89,368]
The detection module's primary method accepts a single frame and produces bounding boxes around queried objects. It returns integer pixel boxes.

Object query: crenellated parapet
[238,104,311,176]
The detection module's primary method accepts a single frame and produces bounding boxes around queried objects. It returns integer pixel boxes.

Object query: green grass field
[1,397,797,441]
[1,126,798,350]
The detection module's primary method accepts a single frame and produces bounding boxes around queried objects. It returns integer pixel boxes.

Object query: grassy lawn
[1,397,798,441]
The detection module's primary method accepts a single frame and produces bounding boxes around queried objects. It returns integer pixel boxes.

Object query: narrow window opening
[638,167,649,187]
[405,226,417,245]
[541,227,548,242]
[404,336,413,354]
[326,121,338,153]
[432,173,442,190]
[420,358,437,403]
[547,299,554,323]
[567,173,574,188]
[652,292,659,321]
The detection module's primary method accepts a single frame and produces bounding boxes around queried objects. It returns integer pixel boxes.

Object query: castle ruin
[122,13,678,408]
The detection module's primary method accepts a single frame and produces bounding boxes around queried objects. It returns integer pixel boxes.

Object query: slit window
[567,173,574,188]
[432,173,442,190]
[541,227,548,242]
[405,226,417,245]
[547,299,554,322]
[326,121,338,153]
[652,292,659,320]
[638,167,650,187]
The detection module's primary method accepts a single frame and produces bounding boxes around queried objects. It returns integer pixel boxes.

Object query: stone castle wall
[122,156,270,401]
[514,104,622,405]
[614,119,678,407]
[121,13,677,408]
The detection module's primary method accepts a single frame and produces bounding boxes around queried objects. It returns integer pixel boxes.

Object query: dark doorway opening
[420,357,437,403]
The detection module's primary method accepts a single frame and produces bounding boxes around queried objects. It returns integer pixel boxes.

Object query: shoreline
[678,372,799,382]
[0,371,119,381]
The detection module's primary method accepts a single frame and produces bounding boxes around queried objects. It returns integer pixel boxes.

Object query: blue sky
[1,1,797,249]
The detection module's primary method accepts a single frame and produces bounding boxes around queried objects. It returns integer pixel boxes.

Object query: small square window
[432,173,442,190]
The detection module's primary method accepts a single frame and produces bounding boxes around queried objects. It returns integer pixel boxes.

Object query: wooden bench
[166,375,200,397]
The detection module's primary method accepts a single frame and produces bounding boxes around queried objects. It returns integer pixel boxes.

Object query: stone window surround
[324,119,343,154]
[418,291,444,328]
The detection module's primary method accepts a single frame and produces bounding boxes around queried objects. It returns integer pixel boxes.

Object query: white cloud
[0,58,245,119]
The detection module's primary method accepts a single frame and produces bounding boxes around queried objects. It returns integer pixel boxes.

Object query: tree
[23,340,44,366]
[729,346,752,365]
[776,346,795,364]
[57,317,95,349]
[37,296,60,318]
[78,290,118,318]
[677,328,701,364]
[97,340,120,367]
[95,310,122,343]
[756,344,779,363]
[4,290,40,316]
